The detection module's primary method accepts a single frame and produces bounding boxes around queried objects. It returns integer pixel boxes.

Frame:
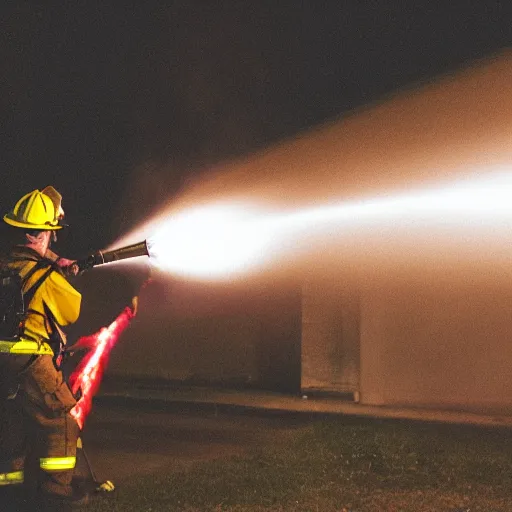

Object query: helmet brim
[3,214,62,230]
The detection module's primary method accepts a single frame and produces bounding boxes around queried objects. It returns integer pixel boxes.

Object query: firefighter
[0,187,87,508]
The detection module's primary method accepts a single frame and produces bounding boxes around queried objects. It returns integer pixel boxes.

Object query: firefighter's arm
[44,249,79,276]
[41,271,82,326]
[44,248,61,263]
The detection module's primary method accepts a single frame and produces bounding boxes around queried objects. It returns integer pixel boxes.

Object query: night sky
[1,3,509,258]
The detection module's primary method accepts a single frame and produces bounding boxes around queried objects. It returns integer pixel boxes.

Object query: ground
[82,399,310,483]
[5,399,512,511]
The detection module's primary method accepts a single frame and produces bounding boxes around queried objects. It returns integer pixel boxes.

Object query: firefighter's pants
[0,354,79,498]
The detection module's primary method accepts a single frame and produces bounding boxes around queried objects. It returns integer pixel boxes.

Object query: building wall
[82,272,302,391]
[75,262,512,416]
[359,268,512,414]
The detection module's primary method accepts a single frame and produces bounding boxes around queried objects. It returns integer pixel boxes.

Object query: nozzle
[75,240,149,272]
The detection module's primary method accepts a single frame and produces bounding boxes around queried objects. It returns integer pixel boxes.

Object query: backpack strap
[22,262,55,310]
[17,261,57,342]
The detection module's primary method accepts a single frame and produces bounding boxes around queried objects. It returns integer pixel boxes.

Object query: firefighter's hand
[57,258,80,276]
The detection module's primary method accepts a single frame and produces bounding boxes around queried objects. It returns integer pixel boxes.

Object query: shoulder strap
[23,263,56,309]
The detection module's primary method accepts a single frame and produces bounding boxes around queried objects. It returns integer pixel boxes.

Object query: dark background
[1,3,509,257]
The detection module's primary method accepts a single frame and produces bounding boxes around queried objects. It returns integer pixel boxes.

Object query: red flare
[69,298,138,429]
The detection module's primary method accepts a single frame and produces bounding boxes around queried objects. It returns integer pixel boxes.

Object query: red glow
[69,300,137,429]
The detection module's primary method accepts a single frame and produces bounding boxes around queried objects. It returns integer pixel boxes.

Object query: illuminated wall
[359,268,512,413]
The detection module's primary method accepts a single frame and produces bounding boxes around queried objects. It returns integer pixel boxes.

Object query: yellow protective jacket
[0,247,81,355]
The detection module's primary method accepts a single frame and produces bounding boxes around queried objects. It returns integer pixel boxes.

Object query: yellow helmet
[3,187,63,230]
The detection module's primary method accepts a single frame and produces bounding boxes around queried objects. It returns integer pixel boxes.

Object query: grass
[86,416,512,511]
